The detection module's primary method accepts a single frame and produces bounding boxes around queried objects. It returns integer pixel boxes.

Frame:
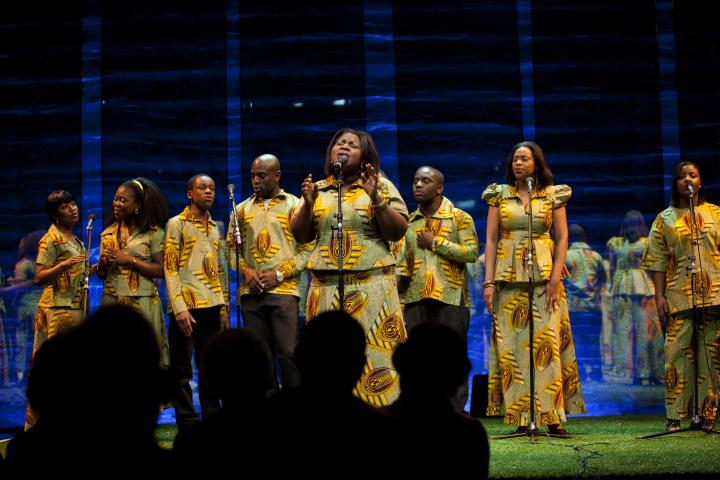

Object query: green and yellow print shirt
[641,202,720,315]
[100,224,165,298]
[482,183,572,283]
[607,236,654,296]
[164,207,229,314]
[398,196,478,307]
[298,176,409,271]
[36,224,86,308]
[565,242,605,311]
[228,189,313,297]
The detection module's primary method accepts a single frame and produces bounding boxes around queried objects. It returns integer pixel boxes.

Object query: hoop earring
[134,208,140,215]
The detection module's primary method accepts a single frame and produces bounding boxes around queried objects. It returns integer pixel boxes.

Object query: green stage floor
[480,415,720,478]
[3,414,720,478]
[150,415,720,478]
[153,414,720,478]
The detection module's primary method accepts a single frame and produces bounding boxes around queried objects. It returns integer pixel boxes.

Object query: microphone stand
[495,178,570,442]
[638,185,720,439]
[229,186,243,327]
[81,216,94,319]
[333,164,345,310]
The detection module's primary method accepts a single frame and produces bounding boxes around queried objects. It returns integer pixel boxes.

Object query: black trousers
[169,305,222,427]
[241,293,300,390]
[404,298,470,413]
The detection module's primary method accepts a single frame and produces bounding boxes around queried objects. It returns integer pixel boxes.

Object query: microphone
[332,162,342,172]
[227,184,241,247]
[86,214,96,230]
[526,176,534,191]
[685,180,694,196]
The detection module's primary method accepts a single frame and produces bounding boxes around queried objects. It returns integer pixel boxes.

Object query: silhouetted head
[568,224,586,244]
[202,328,274,408]
[619,210,648,242]
[295,310,366,393]
[393,323,470,398]
[19,230,46,260]
[25,330,74,425]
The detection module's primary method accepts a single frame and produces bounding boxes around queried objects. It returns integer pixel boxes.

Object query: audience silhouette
[388,322,490,477]
[4,305,172,475]
[269,310,397,476]
[172,327,274,474]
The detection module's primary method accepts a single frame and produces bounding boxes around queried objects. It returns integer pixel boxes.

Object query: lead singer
[641,161,720,432]
[482,141,586,434]
[290,128,409,406]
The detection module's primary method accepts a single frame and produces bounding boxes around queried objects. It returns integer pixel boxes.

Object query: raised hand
[301,173,318,205]
[360,163,380,203]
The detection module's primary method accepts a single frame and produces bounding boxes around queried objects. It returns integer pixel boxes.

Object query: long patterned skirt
[306,267,407,406]
[606,295,664,384]
[487,281,586,426]
[100,292,170,369]
[665,307,720,420]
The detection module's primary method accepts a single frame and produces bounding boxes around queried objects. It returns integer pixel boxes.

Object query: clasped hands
[243,267,279,293]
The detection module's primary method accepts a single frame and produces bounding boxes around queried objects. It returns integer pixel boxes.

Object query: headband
[132,179,144,197]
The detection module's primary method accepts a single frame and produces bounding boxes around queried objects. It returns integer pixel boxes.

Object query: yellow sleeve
[641,213,669,272]
[481,183,503,207]
[550,184,572,209]
[164,217,187,314]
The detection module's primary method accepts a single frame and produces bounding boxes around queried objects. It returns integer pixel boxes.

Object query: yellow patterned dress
[27,224,86,428]
[299,176,409,406]
[482,183,586,427]
[99,224,169,368]
[605,236,663,384]
[641,202,720,421]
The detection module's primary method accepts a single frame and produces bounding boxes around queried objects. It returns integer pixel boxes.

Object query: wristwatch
[275,270,284,283]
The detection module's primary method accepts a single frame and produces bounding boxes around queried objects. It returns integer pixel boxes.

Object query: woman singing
[290,128,409,406]
[642,161,720,432]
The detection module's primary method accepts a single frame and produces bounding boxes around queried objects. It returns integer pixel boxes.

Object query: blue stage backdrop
[1,0,719,428]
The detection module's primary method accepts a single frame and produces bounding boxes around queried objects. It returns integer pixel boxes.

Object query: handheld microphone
[86,214,96,230]
[685,180,694,196]
[526,176,534,191]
